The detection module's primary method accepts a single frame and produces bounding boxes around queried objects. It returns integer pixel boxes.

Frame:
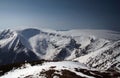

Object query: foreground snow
[1,61,120,78]
[0,28,120,74]
[0,61,94,78]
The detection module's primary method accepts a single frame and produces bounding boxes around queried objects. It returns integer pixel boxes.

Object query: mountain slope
[74,40,120,70]
[0,28,120,72]
[1,61,120,78]
[0,29,39,65]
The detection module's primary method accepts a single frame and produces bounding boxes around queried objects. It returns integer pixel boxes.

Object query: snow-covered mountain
[0,28,120,72]
[1,61,120,78]
[74,40,120,70]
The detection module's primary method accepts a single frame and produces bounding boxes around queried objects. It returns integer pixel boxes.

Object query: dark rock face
[53,38,81,60]
[0,36,39,65]
[39,69,83,78]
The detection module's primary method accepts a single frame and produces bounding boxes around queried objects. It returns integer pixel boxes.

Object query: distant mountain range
[0,28,120,77]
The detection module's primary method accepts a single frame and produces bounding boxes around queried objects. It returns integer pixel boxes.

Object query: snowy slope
[0,28,120,72]
[1,61,120,78]
[0,61,91,78]
[0,29,39,65]
[74,40,120,70]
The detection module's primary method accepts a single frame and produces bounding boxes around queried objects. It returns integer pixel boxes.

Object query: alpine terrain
[0,28,120,78]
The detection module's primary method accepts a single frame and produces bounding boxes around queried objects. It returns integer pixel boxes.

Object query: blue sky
[0,0,120,31]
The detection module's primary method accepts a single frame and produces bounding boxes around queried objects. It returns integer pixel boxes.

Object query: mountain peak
[0,28,120,71]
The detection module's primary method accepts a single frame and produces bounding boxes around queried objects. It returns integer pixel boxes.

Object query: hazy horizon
[0,0,120,31]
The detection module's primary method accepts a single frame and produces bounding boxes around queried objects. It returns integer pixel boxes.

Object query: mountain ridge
[0,28,120,72]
